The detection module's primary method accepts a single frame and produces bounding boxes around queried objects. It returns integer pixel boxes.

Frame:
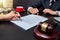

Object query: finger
[11,17,19,21]
[43,9,45,12]
[43,9,48,13]
[33,9,38,14]
[16,12,20,17]
[35,8,39,12]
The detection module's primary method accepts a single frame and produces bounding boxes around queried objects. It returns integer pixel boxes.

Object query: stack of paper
[11,14,48,30]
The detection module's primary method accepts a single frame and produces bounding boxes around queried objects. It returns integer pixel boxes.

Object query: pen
[16,12,22,21]
[37,13,39,15]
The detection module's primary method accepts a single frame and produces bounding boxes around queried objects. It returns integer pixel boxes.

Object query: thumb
[16,12,21,18]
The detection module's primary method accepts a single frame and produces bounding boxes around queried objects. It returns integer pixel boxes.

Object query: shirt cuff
[27,7,33,11]
[56,11,60,16]
[58,11,60,16]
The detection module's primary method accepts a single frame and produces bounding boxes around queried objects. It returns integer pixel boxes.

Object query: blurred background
[0,0,40,9]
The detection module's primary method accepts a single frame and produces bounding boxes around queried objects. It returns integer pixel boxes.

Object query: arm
[27,0,42,14]
[0,11,20,21]
[43,9,60,16]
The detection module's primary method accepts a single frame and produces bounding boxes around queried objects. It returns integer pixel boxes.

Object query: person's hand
[4,11,20,21]
[43,9,56,15]
[29,8,39,14]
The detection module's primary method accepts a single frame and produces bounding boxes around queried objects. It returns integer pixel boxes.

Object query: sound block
[34,26,58,40]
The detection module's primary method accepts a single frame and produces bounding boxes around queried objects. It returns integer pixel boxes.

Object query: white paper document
[11,14,48,30]
[54,17,60,22]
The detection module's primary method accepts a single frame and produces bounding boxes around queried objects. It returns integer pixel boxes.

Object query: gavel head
[38,22,55,34]
[16,6,25,13]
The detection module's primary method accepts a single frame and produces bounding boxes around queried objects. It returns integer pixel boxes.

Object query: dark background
[13,0,40,9]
